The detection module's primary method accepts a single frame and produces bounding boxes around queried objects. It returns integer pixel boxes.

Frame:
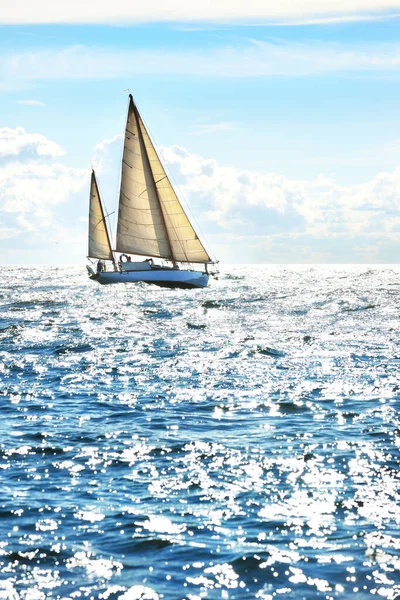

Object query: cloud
[0,127,87,250]
[2,0,400,24]
[0,161,87,215]
[92,134,123,172]
[0,226,20,240]
[275,11,400,25]
[18,99,46,106]
[161,144,400,244]
[2,40,400,90]
[2,128,400,263]
[0,126,65,158]
[0,128,126,264]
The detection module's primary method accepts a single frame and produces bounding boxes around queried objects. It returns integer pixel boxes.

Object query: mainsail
[116,96,211,264]
[88,170,113,261]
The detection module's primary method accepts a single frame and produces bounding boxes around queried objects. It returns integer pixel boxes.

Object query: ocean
[0,264,399,600]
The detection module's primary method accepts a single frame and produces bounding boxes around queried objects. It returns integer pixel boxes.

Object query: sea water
[0,265,399,599]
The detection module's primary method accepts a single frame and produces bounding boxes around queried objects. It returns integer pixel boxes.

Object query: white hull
[89,268,209,289]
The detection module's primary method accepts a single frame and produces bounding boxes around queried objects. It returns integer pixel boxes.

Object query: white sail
[116,96,211,263]
[137,111,211,264]
[116,97,172,259]
[88,171,113,260]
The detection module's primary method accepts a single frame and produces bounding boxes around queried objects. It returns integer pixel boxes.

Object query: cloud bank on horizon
[1,127,400,264]
[2,0,400,24]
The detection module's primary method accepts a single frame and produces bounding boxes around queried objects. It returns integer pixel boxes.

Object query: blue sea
[1,265,399,600]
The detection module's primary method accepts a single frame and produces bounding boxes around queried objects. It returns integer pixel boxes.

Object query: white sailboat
[86,95,217,289]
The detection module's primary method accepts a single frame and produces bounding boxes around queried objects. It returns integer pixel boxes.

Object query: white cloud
[15,214,34,231]
[1,0,400,24]
[0,126,65,158]
[2,128,400,263]
[0,161,87,214]
[0,226,19,239]
[3,40,400,89]
[276,11,400,25]
[92,134,123,172]
[18,99,46,106]
[161,144,400,242]
[0,127,87,248]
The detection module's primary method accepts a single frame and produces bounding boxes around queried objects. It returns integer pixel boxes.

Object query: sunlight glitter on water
[0,265,399,598]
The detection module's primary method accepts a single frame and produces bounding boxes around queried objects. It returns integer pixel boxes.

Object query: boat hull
[90,268,209,289]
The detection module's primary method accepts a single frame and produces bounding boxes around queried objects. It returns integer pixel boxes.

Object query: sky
[2,1,400,264]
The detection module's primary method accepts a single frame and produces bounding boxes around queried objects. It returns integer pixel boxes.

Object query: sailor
[96,260,103,273]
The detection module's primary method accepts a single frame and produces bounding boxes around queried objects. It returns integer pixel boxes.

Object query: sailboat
[86,95,217,289]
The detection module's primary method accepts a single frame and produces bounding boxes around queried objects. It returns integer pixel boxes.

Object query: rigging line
[139,111,214,263]
[92,216,106,231]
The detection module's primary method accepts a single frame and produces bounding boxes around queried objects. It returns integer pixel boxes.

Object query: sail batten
[88,171,113,261]
[115,95,211,264]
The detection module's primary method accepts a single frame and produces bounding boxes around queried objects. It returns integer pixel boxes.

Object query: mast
[92,171,117,270]
[131,96,176,263]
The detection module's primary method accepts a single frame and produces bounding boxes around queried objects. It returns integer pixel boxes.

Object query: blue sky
[2,2,400,264]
